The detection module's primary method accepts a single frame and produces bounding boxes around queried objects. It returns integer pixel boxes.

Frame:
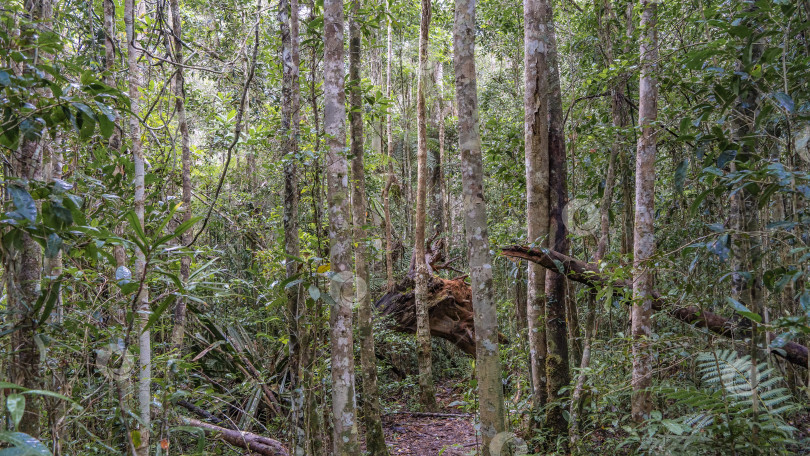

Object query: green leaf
[126,211,148,245]
[44,234,62,259]
[674,159,688,194]
[7,184,37,222]
[661,419,685,435]
[7,395,25,429]
[0,432,52,456]
[308,284,320,301]
[143,294,176,334]
[35,280,61,324]
[727,297,762,323]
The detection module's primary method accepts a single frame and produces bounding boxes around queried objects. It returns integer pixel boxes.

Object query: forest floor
[380,380,480,455]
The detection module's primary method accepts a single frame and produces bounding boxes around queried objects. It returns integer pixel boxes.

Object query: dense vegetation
[1,0,809,454]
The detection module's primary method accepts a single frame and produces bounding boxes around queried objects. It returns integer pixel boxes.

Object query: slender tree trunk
[5,0,51,436]
[125,0,151,450]
[523,0,550,413]
[280,0,304,452]
[348,2,388,453]
[383,0,395,289]
[570,2,623,442]
[729,14,764,441]
[414,0,438,413]
[104,0,127,271]
[453,0,507,452]
[168,0,192,351]
[631,0,658,423]
[437,61,450,255]
[429,61,446,240]
[323,0,359,452]
[538,0,570,441]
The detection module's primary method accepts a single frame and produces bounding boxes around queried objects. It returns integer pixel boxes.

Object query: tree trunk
[436,61,450,255]
[414,0,438,413]
[280,0,304,452]
[453,0,508,452]
[349,2,388,453]
[125,0,151,451]
[323,0,359,452]
[537,0,570,441]
[383,0,395,290]
[523,0,550,412]
[5,0,51,437]
[168,0,192,351]
[631,0,658,423]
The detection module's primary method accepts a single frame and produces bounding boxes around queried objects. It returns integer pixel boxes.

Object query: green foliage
[633,350,799,455]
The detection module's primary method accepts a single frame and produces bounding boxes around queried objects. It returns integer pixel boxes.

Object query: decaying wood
[375,238,503,357]
[500,245,809,369]
[376,275,477,356]
[181,417,288,456]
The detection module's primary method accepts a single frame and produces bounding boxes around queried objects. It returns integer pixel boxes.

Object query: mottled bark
[323,0,359,452]
[168,0,192,350]
[538,0,570,440]
[523,0,550,411]
[436,61,449,254]
[630,0,658,424]
[348,2,388,453]
[414,0,438,413]
[104,0,126,270]
[383,0,395,289]
[4,0,52,436]
[280,0,304,452]
[453,0,508,452]
[125,0,151,450]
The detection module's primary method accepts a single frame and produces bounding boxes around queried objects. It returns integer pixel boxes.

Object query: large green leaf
[7,184,37,222]
[0,432,52,456]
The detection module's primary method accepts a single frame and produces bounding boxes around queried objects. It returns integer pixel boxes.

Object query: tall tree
[414,0,438,412]
[383,0,396,289]
[631,0,659,423]
[323,0,359,452]
[169,0,192,350]
[280,0,304,451]
[523,0,550,413]
[453,0,508,453]
[125,0,151,451]
[5,0,51,437]
[539,0,570,440]
[349,1,388,453]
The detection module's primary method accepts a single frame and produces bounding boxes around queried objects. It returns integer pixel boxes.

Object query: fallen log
[500,245,808,369]
[180,417,288,456]
[375,274,478,356]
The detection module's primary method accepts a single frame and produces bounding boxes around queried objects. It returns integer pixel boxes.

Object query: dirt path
[381,381,480,455]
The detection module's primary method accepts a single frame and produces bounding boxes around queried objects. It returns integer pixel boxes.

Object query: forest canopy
[1,0,809,455]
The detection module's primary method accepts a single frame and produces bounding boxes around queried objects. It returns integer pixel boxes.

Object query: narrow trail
[381,381,480,455]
